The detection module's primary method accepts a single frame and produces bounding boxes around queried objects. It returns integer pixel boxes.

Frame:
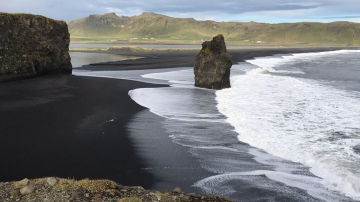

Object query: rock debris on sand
[19,186,34,195]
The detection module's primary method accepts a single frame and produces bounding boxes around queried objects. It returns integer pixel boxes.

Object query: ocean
[72,49,360,201]
[128,50,360,201]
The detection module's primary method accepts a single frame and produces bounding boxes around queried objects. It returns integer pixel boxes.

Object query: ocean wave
[216,61,360,200]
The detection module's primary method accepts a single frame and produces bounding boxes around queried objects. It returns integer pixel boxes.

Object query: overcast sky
[1,0,360,23]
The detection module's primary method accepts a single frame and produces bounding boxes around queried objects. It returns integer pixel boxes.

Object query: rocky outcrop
[0,13,72,82]
[194,34,232,89]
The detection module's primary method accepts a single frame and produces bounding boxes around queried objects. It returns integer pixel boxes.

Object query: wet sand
[0,75,163,189]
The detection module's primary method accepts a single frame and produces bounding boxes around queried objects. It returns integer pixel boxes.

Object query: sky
[1,0,360,23]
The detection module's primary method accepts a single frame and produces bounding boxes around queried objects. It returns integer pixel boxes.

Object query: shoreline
[2,47,359,201]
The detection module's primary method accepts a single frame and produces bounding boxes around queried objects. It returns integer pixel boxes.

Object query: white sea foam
[128,87,224,122]
[216,51,360,200]
[248,148,307,174]
[194,170,347,202]
[246,50,360,71]
[246,68,271,75]
[73,67,191,85]
[142,69,194,85]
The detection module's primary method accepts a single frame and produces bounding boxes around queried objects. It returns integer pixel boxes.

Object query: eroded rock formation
[0,13,72,82]
[194,34,232,89]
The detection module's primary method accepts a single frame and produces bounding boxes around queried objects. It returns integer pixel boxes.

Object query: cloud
[1,0,360,23]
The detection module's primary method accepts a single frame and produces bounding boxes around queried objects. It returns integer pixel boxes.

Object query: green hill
[68,12,360,46]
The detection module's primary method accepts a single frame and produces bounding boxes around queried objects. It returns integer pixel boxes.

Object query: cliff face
[86,12,128,27]
[194,34,232,89]
[0,13,72,82]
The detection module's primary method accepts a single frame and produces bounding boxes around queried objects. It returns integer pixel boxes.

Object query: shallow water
[70,43,202,49]
[69,52,138,68]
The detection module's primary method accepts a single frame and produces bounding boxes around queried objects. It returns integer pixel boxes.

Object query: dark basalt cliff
[194,34,232,89]
[0,13,72,82]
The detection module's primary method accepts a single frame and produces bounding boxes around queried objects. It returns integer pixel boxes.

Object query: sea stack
[194,34,232,89]
[0,13,72,82]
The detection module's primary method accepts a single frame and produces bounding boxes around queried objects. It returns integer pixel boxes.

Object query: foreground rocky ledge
[0,178,233,202]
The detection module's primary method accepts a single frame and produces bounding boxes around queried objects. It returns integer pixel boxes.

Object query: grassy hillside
[68,12,360,46]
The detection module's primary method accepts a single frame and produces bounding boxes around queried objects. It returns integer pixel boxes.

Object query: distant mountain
[67,12,360,45]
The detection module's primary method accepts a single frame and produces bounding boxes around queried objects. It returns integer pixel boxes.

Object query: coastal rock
[0,13,72,82]
[194,34,232,89]
[20,186,34,195]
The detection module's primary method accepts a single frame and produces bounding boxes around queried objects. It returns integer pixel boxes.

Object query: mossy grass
[75,178,118,193]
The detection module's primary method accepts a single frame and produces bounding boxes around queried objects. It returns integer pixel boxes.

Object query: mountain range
[67,12,360,45]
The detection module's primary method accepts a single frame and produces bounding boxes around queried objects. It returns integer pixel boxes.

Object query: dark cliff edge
[0,13,72,82]
[194,34,232,89]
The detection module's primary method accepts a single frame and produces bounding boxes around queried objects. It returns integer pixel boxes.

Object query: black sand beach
[76,47,345,71]
[0,47,354,195]
[0,75,163,188]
